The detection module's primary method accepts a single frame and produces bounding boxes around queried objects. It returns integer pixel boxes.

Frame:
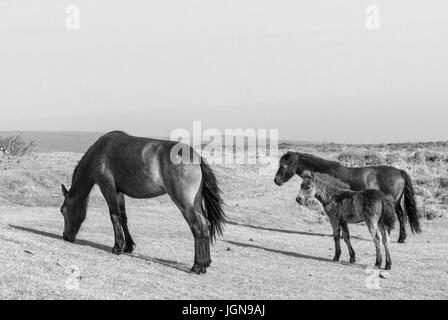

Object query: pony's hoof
[350,257,356,264]
[333,256,340,262]
[385,263,392,270]
[191,263,207,275]
[205,259,212,267]
[123,243,135,254]
[397,238,406,244]
[111,244,123,255]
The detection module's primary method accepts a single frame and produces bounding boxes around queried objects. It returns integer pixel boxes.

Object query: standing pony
[296,171,396,269]
[60,131,226,274]
[274,151,421,243]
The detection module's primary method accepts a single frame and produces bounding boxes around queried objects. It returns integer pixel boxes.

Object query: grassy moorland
[0,140,447,299]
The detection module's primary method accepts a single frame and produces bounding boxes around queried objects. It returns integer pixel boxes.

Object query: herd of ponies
[58,131,421,274]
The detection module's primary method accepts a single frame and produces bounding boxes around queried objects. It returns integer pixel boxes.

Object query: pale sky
[0,1,447,143]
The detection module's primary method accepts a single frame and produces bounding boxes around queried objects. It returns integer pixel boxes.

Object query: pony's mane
[298,152,341,168]
[280,151,299,165]
[312,172,350,190]
[71,131,128,186]
[71,144,95,185]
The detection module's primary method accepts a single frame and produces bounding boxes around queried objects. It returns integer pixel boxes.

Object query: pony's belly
[346,216,364,224]
[340,209,364,224]
[122,185,166,199]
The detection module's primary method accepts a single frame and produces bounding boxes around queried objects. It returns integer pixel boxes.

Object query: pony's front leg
[99,184,125,255]
[118,193,136,253]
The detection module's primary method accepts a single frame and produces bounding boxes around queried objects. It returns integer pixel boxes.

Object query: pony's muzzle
[274,176,283,186]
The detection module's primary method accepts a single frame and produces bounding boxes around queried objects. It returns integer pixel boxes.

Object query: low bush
[0,135,36,156]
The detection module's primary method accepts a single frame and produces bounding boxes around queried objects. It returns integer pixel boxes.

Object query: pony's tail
[200,158,226,243]
[380,197,396,232]
[400,170,422,234]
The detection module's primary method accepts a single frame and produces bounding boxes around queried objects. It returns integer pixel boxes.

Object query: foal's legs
[395,195,406,243]
[330,219,342,262]
[341,221,356,263]
[366,221,383,268]
[98,182,125,255]
[117,193,136,253]
[381,228,392,270]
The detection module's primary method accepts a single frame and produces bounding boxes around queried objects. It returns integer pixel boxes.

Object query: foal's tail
[200,158,227,243]
[400,170,422,234]
[379,197,396,232]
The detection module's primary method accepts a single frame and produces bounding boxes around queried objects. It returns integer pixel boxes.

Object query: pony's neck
[70,160,95,202]
[313,181,344,207]
[296,153,344,176]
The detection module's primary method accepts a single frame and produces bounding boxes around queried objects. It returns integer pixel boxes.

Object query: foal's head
[296,171,350,205]
[296,171,317,204]
[60,184,87,242]
[274,151,299,186]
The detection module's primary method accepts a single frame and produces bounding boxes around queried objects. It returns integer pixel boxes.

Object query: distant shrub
[384,152,403,165]
[408,151,448,164]
[407,151,426,164]
[425,152,447,163]
[435,177,448,189]
[424,207,440,220]
[0,135,36,156]
[414,178,429,187]
[335,151,384,166]
[440,194,448,206]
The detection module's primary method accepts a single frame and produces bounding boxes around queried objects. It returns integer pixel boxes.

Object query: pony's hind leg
[341,221,356,263]
[381,227,392,270]
[395,198,406,243]
[182,205,211,274]
[118,193,136,253]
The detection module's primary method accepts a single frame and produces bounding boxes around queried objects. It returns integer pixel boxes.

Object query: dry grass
[1,205,447,299]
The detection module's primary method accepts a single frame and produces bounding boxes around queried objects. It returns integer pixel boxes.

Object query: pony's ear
[61,184,69,197]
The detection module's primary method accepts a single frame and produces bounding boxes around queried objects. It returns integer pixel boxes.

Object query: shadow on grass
[8,224,191,274]
[224,240,369,269]
[228,221,369,241]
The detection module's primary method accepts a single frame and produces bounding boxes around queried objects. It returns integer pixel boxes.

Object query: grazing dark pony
[296,171,396,269]
[274,151,421,243]
[60,131,226,274]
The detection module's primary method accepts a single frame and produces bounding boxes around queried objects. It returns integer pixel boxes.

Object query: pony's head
[296,171,317,204]
[60,184,87,242]
[274,151,299,186]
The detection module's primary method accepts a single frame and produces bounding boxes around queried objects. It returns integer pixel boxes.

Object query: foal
[296,171,396,270]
